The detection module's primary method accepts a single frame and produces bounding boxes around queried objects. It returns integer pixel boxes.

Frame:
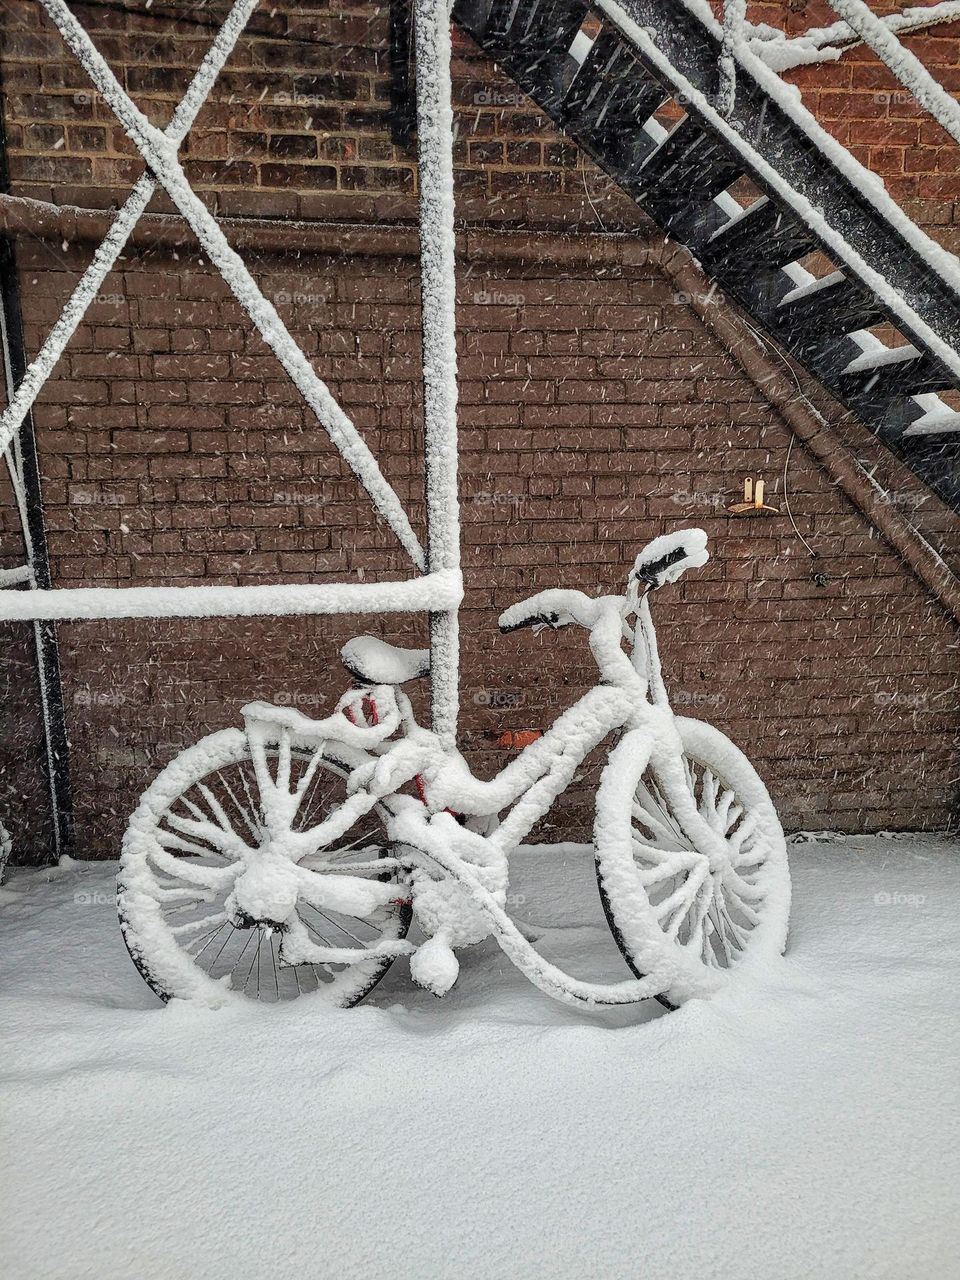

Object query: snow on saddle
[340,635,431,686]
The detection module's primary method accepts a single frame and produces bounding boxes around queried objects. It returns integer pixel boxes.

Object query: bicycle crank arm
[390,811,667,1009]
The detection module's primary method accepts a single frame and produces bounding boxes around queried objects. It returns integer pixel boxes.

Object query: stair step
[836,345,955,402]
[630,117,745,233]
[481,0,588,47]
[560,30,668,171]
[702,197,818,276]
[504,0,593,108]
[903,407,960,437]
[773,272,884,336]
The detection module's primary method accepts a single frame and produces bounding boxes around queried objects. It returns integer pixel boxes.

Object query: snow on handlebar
[499,531,709,634]
[241,685,402,748]
[631,529,709,589]
[498,589,603,634]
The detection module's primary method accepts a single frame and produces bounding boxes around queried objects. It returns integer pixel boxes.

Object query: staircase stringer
[657,239,960,626]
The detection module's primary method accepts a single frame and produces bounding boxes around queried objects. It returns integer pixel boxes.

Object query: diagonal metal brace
[0,0,260,465]
[34,0,427,571]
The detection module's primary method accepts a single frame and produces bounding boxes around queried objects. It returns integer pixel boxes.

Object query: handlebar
[498,588,603,635]
[499,530,709,635]
[631,529,709,588]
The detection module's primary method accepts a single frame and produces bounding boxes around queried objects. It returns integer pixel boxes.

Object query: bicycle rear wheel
[119,729,411,1007]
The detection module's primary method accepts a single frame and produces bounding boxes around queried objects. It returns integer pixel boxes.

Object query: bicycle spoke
[122,741,410,1005]
[310,907,370,946]
[622,740,783,975]
[170,911,229,938]
[217,769,263,846]
[185,920,230,958]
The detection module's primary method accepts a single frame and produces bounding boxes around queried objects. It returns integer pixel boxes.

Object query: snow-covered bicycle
[118,529,790,1011]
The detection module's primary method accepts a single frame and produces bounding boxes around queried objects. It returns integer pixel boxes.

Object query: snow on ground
[2,836,959,1279]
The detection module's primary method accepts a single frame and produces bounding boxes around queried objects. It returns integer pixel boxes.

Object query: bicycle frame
[240,583,680,874]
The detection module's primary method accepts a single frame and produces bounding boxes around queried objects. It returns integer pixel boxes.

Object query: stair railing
[720,0,960,147]
[824,0,960,148]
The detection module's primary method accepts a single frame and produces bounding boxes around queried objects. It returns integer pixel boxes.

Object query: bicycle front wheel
[595,718,790,1005]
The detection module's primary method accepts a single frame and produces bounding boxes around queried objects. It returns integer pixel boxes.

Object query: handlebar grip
[633,544,688,587]
[632,529,709,589]
[498,588,596,635]
[498,608,561,634]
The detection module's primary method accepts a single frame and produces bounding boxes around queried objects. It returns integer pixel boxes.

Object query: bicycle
[117,529,790,1011]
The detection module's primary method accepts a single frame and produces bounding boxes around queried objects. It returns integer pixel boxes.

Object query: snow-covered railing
[0,572,464,622]
[749,2,960,72]
[0,0,465,736]
[719,0,960,148]
[718,0,747,115]
[413,0,462,746]
[824,0,960,148]
[0,564,33,587]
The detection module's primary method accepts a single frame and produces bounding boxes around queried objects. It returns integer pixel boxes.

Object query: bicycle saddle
[340,635,431,685]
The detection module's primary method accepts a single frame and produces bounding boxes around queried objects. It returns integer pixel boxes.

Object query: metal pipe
[0,66,74,858]
[0,571,464,623]
[415,0,462,750]
[826,0,960,148]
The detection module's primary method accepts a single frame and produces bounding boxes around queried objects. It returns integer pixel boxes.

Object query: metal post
[0,82,74,858]
[389,0,416,148]
[414,0,462,750]
[718,0,746,117]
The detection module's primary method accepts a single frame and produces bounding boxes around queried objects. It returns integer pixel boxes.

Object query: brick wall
[0,0,643,230]
[3,232,957,858]
[3,1,960,240]
[745,1,960,248]
[0,0,958,861]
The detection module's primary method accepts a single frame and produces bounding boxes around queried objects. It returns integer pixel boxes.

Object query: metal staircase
[452,0,960,511]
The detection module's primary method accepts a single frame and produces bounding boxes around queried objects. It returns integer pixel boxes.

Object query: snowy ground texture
[2,835,959,1280]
